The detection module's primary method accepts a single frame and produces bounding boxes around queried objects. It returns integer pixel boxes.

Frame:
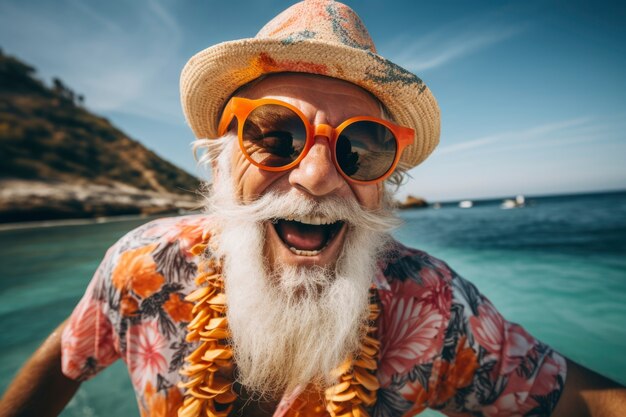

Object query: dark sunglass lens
[336,121,397,181]
[242,104,307,168]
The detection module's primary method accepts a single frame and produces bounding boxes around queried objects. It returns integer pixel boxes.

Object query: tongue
[275,220,328,251]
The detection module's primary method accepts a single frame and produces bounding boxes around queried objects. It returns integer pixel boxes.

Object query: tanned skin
[552,358,626,416]
[0,320,80,417]
[1,321,625,416]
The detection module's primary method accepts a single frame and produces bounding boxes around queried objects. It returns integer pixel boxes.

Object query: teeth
[285,215,336,225]
[289,247,322,256]
[303,215,322,225]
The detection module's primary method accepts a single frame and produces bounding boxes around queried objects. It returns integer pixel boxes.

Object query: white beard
[203,137,399,397]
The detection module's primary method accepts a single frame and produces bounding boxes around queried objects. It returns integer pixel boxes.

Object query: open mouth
[273,215,345,256]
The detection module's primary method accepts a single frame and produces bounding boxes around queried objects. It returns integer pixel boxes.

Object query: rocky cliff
[0,50,202,223]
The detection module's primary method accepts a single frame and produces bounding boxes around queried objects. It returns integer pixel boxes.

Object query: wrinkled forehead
[233,73,386,124]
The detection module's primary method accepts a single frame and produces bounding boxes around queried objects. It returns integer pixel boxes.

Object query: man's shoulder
[377,239,458,292]
[98,214,215,284]
[113,214,214,253]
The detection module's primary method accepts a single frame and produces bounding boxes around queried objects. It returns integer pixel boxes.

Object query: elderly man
[1,1,624,417]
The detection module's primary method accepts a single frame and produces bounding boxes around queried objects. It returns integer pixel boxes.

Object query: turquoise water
[1,191,625,416]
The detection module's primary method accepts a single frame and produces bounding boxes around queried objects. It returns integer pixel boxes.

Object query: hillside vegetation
[0,50,202,222]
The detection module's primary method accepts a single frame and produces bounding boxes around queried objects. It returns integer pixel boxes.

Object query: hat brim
[180,38,440,169]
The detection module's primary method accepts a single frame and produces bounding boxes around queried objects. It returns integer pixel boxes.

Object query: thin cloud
[436,117,592,156]
[385,14,529,72]
[146,0,179,32]
[0,0,183,123]
[67,0,124,33]
[403,117,624,201]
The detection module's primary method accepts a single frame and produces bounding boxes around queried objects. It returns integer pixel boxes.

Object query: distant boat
[433,202,441,210]
[501,195,526,209]
[459,200,473,209]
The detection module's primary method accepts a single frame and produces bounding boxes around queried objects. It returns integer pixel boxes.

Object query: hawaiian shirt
[61,215,567,417]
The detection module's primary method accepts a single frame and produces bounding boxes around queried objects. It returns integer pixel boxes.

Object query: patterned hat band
[180,0,440,170]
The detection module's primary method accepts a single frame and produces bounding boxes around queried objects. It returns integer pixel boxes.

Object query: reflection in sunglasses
[219,97,414,184]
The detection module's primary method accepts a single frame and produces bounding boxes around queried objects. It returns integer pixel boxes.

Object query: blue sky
[1,0,625,201]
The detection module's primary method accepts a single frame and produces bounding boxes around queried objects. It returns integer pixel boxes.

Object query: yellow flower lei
[178,237,380,417]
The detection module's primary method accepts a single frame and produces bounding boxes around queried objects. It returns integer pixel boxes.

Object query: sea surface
[1,191,625,416]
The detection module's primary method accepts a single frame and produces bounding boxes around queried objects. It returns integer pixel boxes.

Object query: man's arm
[0,320,81,417]
[551,358,626,417]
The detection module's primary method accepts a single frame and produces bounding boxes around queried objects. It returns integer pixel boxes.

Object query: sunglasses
[218,97,414,184]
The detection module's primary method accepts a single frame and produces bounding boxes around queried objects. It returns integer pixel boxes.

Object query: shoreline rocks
[0,179,202,223]
[396,195,429,209]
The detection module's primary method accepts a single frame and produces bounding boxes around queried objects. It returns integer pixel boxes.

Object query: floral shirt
[61,215,567,417]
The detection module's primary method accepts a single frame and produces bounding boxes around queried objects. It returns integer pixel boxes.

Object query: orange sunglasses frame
[217,97,415,185]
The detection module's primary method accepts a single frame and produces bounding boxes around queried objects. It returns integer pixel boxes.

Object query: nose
[288,132,345,197]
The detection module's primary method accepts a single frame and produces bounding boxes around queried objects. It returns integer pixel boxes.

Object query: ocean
[1,191,625,416]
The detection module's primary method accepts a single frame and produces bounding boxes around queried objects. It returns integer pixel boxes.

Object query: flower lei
[178,235,381,417]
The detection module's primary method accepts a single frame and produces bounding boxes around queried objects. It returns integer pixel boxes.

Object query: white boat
[501,195,526,209]
[501,199,516,209]
[459,200,473,209]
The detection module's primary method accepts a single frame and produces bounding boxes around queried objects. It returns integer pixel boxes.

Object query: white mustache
[208,189,400,233]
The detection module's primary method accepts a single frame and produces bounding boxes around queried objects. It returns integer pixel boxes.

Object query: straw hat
[181,0,440,169]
